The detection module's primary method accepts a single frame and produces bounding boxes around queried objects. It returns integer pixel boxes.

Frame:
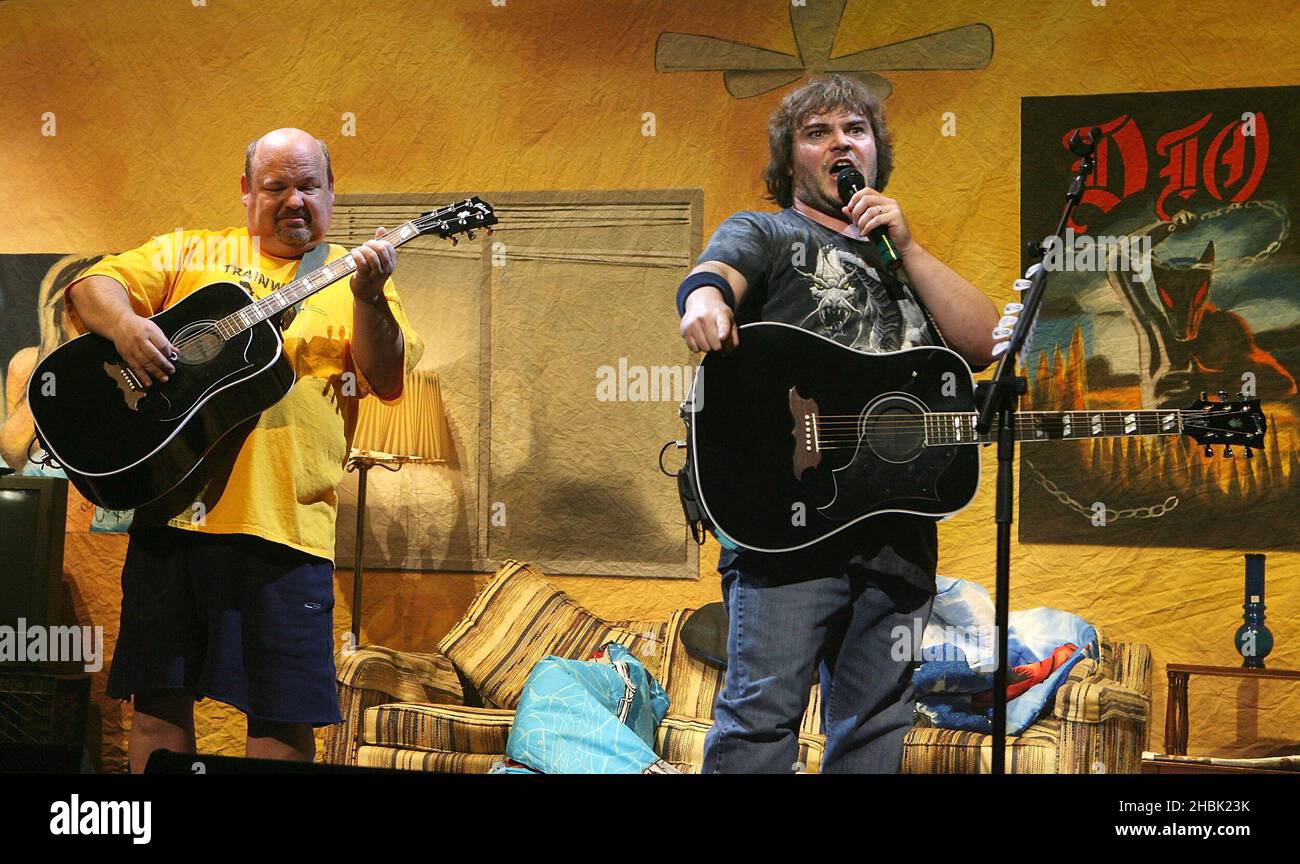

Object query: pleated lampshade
[350,370,449,463]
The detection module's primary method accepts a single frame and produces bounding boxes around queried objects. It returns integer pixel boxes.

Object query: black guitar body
[28,282,295,511]
[689,322,979,552]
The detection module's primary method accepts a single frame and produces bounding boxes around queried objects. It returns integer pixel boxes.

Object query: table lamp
[346,370,449,642]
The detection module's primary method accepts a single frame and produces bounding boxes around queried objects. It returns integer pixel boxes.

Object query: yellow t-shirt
[68,226,424,562]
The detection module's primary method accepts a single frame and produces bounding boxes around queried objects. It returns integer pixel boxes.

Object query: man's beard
[793,165,876,221]
[794,173,847,221]
[275,217,312,247]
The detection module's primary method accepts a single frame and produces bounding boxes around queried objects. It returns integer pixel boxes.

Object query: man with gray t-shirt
[675,76,999,773]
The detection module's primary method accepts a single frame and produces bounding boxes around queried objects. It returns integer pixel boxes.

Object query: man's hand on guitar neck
[347,226,397,303]
[679,261,747,353]
[347,227,406,401]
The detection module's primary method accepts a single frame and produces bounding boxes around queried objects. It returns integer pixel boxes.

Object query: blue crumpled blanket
[912,576,1098,735]
[496,642,677,774]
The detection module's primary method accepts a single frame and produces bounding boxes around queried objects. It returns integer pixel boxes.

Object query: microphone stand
[975,126,1100,774]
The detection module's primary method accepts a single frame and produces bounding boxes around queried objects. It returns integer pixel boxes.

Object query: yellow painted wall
[3,0,1298,771]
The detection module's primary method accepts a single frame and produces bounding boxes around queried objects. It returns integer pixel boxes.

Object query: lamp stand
[350,460,372,643]
[346,455,407,645]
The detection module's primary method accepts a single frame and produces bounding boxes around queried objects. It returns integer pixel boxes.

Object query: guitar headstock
[1183,390,1267,457]
[411,197,498,243]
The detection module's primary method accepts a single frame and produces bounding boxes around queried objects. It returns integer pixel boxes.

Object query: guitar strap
[676,407,713,546]
[279,241,332,329]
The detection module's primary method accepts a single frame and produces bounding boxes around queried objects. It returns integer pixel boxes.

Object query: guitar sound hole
[864,402,925,464]
[175,331,225,365]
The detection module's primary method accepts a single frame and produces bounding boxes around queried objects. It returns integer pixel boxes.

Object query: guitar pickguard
[818,392,959,521]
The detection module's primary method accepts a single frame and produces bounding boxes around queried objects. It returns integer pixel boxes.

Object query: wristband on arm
[675,271,736,317]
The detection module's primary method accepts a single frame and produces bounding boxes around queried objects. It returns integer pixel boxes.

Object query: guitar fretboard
[922,409,1184,445]
[213,222,424,340]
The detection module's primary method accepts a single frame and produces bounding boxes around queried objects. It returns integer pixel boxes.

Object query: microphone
[837,167,901,270]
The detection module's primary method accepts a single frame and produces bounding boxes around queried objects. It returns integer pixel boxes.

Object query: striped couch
[323,560,1151,773]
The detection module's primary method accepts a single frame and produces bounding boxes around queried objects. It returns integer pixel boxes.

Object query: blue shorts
[105,527,341,726]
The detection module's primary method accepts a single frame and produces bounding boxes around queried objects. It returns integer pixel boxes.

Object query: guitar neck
[218,220,424,335]
[924,408,1185,446]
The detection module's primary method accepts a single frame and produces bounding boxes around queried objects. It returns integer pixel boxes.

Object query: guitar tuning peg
[1224,445,1234,458]
[449,236,459,246]
[1204,445,1214,458]
[466,230,477,240]
[1200,390,1208,402]
[1244,447,1254,459]
[1233,392,1246,402]
[1218,390,1229,402]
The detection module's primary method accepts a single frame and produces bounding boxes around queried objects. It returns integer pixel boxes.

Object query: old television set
[0,472,68,642]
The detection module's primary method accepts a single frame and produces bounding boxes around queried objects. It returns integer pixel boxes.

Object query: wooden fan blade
[827,23,994,71]
[655,32,797,72]
[723,69,808,99]
[791,0,847,65]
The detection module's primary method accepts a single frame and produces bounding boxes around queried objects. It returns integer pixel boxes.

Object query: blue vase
[1235,554,1272,669]
[1234,603,1273,669]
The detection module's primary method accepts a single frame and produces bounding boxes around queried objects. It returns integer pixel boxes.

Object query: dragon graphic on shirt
[795,245,929,352]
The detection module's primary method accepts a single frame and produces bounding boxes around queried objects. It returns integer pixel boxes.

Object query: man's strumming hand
[108,313,176,388]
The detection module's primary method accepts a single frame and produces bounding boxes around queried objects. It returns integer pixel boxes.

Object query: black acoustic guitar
[28,198,496,511]
[685,322,1266,553]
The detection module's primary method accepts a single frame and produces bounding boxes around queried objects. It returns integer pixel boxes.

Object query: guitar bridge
[104,361,147,411]
[789,387,821,479]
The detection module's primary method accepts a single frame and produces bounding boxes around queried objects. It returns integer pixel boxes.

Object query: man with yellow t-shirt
[66,128,423,772]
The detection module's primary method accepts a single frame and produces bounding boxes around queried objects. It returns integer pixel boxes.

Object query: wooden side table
[1164,663,1300,755]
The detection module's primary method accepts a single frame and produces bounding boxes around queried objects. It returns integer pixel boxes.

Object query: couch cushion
[1104,639,1152,699]
[655,715,825,774]
[606,618,671,682]
[356,745,502,774]
[659,609,726,718]
[437,560,661,709]
[364,703,515,754]
[660,608,823,736]
[324,646,464,766]
[336,646,463,704]
[901,722,1060,774]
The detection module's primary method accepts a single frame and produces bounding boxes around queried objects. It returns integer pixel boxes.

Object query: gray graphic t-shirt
[698,207,942,589]
[699,208,941,351]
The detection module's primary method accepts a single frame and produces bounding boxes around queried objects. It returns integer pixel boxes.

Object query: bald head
[240,128,336,258]
[244,128,332,187]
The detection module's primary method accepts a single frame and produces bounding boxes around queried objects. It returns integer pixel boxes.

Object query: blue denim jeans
[701,560,933,774]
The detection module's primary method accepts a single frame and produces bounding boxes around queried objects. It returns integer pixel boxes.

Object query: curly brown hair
[763,75,893,208]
